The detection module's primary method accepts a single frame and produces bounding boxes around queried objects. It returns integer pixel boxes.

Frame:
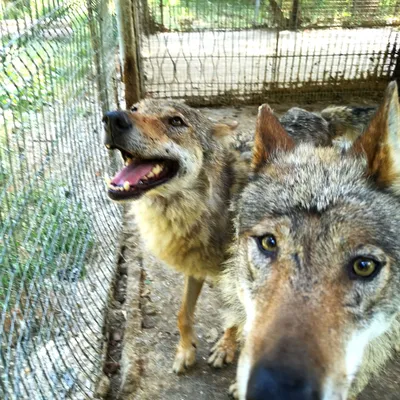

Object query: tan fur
[130,176,227,280]
[222,82,400,400]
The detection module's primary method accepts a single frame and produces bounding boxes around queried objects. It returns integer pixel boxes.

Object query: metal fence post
[116,0,142,108]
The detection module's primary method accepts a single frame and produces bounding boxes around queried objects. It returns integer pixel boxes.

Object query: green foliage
[0,0,69,21]
[147,0,400,31]
[0,2,97,310]
[0,179,94,306]
[0,28,92,112]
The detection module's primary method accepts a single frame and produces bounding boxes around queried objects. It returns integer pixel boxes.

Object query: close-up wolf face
[102,99,234,201]
[225,82,400,400]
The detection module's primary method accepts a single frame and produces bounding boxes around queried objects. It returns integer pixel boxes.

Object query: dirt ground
[97,101,400,400]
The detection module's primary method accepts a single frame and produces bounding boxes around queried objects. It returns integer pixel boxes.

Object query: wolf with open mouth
[103,99,249,373]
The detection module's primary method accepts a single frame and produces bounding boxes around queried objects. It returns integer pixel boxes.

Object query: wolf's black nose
[246,363,320,400]
[103,111,133,134]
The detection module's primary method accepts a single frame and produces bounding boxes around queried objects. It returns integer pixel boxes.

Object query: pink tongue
[111,163,155,186]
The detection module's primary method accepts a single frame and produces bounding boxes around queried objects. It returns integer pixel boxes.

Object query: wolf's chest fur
[130,187,230,280]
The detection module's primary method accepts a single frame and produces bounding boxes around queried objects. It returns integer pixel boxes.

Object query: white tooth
[142,176,148,181]
[123,181,130,191]
[138,180,143,185]
[146,172,155,178]
[152,164,163,175]
[125,158,133,166]
[105,144,111,149]
[105,178,111,185]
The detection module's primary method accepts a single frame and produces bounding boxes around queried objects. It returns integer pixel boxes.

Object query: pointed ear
[352,81,400,192]
[212,121,238,137]
[252,104,295,171]
[212,121,238,145]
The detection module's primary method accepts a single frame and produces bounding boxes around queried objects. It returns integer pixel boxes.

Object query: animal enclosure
[137,0,400,103]
[0,0,399,399]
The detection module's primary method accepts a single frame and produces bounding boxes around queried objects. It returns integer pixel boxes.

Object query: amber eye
[258,234,277,253]
[169,116,184,127]
[352,258,379,278]
[131,106,138,112]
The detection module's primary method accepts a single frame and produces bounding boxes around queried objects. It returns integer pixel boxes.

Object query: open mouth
[106,148,179,200]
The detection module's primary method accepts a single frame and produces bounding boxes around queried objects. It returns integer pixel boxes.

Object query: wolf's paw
[172,343,196,374]
[228,381,239,399]
[207,332,236,368]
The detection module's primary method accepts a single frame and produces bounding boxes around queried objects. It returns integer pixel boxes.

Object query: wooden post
[87,0,116,113]
[392,47,400,88]
[388,38,400,88]
[87,0,120,173]
[117,0,142,108]
[290,0,300,29]
[253,0,261,26]
[159,0,164,29]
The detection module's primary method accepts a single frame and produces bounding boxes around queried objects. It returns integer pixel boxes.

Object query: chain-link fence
[0,1,122,398]
[1,0,400,399]
[138,0,400,104]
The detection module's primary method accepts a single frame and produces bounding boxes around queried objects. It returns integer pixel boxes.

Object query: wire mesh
[0,0,121,398]
[138,0,400,104]
[1,0,399,398]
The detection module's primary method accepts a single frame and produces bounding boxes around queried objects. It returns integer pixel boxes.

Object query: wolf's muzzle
[103,111,132,146]
[246,361,320,400]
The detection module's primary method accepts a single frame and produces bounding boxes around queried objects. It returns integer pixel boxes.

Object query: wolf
[102,100,249,373]
[321,104,378,144]
[222,81,400,400]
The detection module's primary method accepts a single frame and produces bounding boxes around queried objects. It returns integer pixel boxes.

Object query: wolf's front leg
[172,275,204,374]
[208,325,238,368]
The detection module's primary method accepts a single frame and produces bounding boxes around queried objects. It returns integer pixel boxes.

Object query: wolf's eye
[352,257,379,278]
[258,234,277,253]
[131,106,138,112]
[169,116,184,127]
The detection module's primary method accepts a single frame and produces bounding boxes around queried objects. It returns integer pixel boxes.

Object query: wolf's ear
[252,104,295,171]
[212,121,238,145]
[353,81,400,192]
[212,121,238,137]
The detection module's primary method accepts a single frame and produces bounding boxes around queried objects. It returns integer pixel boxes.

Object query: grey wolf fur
[222,81,400,400]
[321,105,378,144]
[102,100,248,373]
[239,107,333,162]
[280,107,332,146]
